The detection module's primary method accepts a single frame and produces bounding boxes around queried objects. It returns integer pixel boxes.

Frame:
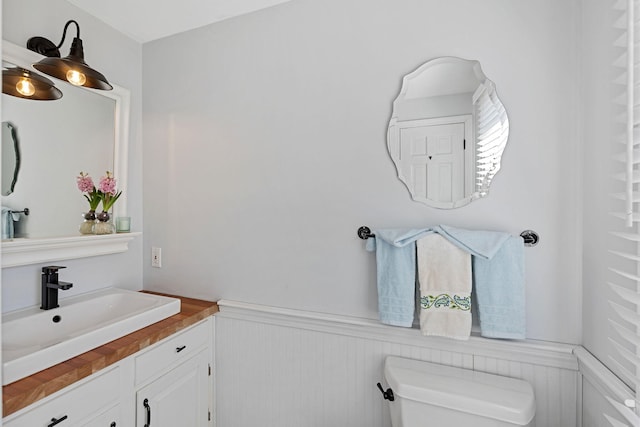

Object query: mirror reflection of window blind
[472,82,509,196]
[607,0,640,425]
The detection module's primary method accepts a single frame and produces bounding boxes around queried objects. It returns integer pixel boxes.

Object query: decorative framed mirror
[387,57,509,209]
[1,40,136,267]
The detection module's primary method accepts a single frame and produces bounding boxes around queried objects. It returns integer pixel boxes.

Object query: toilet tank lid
[384,356,535,425]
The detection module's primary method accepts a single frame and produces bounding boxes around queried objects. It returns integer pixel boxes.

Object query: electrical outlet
[151,247,162,268]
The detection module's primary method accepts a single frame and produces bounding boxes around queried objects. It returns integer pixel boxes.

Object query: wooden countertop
[2,292,218,417]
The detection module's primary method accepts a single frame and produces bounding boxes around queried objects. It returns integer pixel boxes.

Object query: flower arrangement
[76,172,101,212]
[77,171,123,235]
[77,171,122,212]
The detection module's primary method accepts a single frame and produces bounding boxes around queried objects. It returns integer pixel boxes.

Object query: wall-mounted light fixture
[26,20,112,91]
[2,67,63,100]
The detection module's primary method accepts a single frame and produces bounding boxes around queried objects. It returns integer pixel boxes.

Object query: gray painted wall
[142,0,582,343]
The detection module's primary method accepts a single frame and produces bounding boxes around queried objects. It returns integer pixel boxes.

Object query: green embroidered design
[421,294,471,311]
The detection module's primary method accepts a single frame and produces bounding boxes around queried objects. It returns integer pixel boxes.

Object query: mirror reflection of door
[400,121,465,203]
[392,115,473,208]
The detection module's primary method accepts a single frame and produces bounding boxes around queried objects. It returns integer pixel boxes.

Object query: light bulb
[66,69,86,86]
[16,77,36,97]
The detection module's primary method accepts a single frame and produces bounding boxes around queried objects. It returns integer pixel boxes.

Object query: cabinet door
[136,349,210,427]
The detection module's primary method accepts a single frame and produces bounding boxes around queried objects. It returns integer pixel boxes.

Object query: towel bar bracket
[520,230,539,247]
[358,225,539,247]
[357,226,373,240]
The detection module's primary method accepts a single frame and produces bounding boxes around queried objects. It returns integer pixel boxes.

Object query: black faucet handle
[42,266,66,274]
[55,281,73,290]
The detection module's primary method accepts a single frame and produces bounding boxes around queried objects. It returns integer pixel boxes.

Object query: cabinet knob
[176,345,186,353]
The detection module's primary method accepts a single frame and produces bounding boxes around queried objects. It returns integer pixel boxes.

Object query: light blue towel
[371,228,433,248]
[472,235,526,339]
[433,224,510,260]
[1,207,14,240]
[366,228,430,327]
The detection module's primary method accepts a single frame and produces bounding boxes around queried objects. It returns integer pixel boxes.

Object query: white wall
[580,0,624,380]
[1,0,144,312]
[142,0,582,344]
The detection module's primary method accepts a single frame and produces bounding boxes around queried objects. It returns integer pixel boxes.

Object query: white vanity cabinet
[135,349,210,427]
[3,317,214,427]
[3,365,122,427]
[134,318,212,427]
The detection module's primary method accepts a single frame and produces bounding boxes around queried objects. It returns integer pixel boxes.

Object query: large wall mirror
[1,40,130,240]
[387,57,509,209]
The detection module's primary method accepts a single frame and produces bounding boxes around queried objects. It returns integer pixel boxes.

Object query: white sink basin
[2,288,180,385]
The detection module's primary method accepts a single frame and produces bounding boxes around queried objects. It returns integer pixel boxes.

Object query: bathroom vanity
[2,293,218,426]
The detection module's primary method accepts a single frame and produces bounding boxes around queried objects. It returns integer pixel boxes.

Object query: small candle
[116,216,131,233]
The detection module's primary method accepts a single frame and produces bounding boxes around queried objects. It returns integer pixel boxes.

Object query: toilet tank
[384,356,535,427]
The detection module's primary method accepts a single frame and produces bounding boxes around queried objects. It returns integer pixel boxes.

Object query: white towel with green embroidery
[417,233,472,340]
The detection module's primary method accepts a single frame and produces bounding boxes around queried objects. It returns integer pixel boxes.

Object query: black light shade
[27,20,112,91]
[2,67,63,100]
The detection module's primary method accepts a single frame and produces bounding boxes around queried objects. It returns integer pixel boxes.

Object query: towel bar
[9,208,29,216]
[357,226,540,247]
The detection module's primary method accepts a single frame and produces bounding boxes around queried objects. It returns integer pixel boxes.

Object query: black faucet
[41,266,73,310]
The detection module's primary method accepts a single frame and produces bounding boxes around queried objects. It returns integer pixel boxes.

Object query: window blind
[472,81,509,197]
[608,0,640,425]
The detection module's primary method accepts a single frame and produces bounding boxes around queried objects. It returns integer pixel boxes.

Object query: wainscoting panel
[574,347,636,427]
[474,355,579,426]
[215,301,579,427]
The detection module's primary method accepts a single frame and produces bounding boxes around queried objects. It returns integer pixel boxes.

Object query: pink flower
[97,171,122,212]
[76,172,94,193]
[77,172,100,210]
[78,170,122,212]
[99,171,117,196]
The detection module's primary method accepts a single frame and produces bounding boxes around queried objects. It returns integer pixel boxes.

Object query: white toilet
[383,356,535,427]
